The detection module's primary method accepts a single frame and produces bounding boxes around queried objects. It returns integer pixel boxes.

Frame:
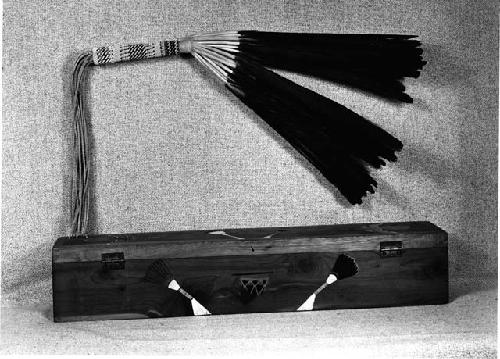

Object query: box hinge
[102,252,125,270]
[379,241,403,258]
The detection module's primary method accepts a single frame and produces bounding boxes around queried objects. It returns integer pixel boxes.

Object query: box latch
[102,252,125,270]
[379,241,403,258]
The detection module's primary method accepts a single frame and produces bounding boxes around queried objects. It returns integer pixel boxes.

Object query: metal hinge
[102,252,125,270]
[379,241,403,258]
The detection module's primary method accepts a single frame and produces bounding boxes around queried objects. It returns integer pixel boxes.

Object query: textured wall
[2,0,497,305]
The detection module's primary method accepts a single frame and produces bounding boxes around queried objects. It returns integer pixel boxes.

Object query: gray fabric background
[2,0,497,310]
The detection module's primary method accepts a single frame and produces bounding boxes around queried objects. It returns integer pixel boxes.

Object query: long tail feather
[224,57,401,204]
[186,33,406,203]
[237,31,426,102]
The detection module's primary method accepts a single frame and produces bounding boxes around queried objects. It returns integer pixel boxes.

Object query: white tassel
[297,294,316,311]
[168,280,211,316]
[168,279,181,291]
[326,273,338,285]
[297,274,338,311]
[191,298,211,316]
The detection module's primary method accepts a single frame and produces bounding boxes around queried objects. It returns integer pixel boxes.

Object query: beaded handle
[92,40,180,65]
[70,38,193,235]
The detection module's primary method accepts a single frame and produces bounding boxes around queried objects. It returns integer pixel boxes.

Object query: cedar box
[52,221,448,322]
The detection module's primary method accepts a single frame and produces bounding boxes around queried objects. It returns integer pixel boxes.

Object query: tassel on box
[297,254,359,311]
[145,259,211,316]
[167,279,211,316]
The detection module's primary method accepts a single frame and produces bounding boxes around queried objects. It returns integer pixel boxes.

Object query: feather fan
[70,31,425,235]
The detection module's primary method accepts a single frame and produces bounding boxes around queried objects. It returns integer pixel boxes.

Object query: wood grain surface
[52,222,448,322]
[53,222,447,263]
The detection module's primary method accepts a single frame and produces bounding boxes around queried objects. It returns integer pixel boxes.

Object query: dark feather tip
[144,259,174,284]
[332,254,359,280]
[236,31,426,102]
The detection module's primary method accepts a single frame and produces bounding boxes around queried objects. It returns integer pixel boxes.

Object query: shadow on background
[187,59,356,207]
[186,53,468,213]
[1,244,52,299]
[421,44,476,87]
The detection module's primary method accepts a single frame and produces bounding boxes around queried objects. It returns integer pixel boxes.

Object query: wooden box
[52,221,448,322]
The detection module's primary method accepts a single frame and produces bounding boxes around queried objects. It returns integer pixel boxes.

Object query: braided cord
[70,40,183,236]
[70,53,94,235]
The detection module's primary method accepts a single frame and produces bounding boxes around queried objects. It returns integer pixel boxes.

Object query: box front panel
[53,252,334,321]
[317,247,448,309]
[53,246,447,322]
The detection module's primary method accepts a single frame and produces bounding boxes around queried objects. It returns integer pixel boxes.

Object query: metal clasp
[379,241,403,258]
[101,252,125,270]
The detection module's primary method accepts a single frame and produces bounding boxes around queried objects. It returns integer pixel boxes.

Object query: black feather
[332,254,359,280]
[237,31,426,102]
[144,259,174,284]
[226,57,402,204]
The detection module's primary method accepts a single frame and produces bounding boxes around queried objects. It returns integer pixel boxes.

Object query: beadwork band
[92,40,180,65]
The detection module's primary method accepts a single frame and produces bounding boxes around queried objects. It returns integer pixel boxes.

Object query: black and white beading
[90,32,242,80]
[92,40,180,65]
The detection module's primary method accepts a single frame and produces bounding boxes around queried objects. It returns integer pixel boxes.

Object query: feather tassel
[168,279,211,316]
[70,31,426,232]
[145,259,211,316]
[297,254,358,311]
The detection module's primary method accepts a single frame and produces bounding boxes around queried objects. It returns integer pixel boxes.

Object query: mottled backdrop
[2,0,497,306]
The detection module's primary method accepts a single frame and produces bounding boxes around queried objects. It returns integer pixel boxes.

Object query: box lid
[53,221,447,263]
